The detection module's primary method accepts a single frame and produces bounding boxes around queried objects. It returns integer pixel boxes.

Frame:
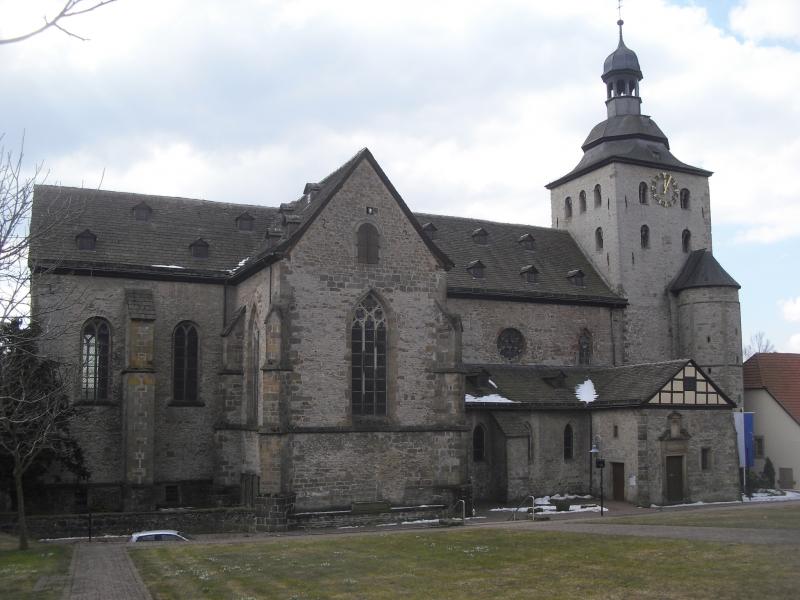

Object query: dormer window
[520,264,539,283]
[518,233,535,251]
[471,227,488,245]
[236,212,255,231]
[190,238,209,259]
[284,214,302,236]
[639,182,648,204]
[422,222,437,239]
[579,190,587,213]
[467,260,485,279]
[76,229,97,251]
[303,182,321,195]
[132,202,152,222]
[564,197,573,219]
[567,269,585,287]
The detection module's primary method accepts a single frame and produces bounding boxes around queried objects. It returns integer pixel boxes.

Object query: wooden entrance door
[612,462,625,501]
[665,456,684,503]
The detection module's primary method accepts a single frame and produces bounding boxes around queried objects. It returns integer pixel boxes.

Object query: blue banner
[744,412,754,468]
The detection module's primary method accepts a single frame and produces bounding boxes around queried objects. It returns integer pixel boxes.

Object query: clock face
[650,172,679,207]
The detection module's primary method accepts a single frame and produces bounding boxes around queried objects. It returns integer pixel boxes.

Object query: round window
[497,328,525,361]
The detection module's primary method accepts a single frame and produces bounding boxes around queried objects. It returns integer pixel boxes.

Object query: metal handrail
[510,495,537,521]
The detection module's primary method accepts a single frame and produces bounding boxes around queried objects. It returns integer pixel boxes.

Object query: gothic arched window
[173,322,199,404]
[578,330,592,365]
[579,190,587,213]
[680,188,690,210]
[351,294,387,416]
[639,182,648,204]
[564,197,572,219]
[682,229,692,253]
[473,425,486,462]
[81,318,111,402]
[641,224,650,249]
[357,223,380,264]
[564,424,574,460]
[595,227,604,251]
[594,184,602,208]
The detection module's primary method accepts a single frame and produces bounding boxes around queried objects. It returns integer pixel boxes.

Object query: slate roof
[464,360,704,409]
[670,249,741,292]
[31,185,279,279]
[413,213,625,306]
[743,353,800,426]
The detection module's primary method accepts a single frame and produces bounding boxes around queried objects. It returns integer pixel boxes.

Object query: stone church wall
[452,299,617,367]
[590,409,640,502]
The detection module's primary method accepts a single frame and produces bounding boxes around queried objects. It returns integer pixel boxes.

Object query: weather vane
[618,0,623,21]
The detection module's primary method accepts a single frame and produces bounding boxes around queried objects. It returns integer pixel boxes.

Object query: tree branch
[0,1,120,45]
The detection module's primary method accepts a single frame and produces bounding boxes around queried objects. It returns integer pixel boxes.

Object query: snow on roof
[465,393,516,403]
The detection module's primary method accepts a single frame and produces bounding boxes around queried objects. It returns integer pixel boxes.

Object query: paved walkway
[62,542,151,600]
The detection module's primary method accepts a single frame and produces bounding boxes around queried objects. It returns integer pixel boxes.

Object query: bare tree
[0,1,120,44]
[743,331,776,361]
[0,320,86,550]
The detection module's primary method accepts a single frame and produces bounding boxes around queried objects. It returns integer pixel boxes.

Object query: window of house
[190,239,209,258]
[249,327,260,423]
[351,293,387,416]
[564,197,572,219]
[754,436,765,459]
[567,269,585,287]
[497,328,525,361]
[595,227,603,251]
[683,376,697,391]
[639,182,648,204]
[680,188,690,210]
[173,322,199,404]
[520,265,538,283]
[682,229,691,253]
[164,485,179,505]
[579,190,587,213]
[701,447,711,470]
[132,202,152,222]
[640,224,650,249]
[422,222,437,239]
[518,233,535,251]
[594,184,602,208]
[467,260,485,279]
[578,330,592,365]
[564,424,574,460]
[471,227,488,245]
[236,212,255,231]
[76,229,97,251]
[525,422,533,463]
[81,318,110,402]
[357,223,380,264]
[473,425,486,462]
[613,424,619,438]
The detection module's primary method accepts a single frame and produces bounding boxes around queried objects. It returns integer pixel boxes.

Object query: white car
[129,530,193,542]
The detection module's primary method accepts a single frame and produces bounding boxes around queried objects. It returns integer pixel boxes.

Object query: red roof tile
[743,353,800,424]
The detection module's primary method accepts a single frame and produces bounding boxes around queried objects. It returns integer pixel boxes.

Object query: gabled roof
[413,214,626,307]
[464,359,733,409]
[671,249,740,293]
[744,353,800,425]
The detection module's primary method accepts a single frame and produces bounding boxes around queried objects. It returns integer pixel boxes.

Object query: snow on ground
[151,264,185,269]
[490,496,606,514]
[465,393,516,403]
[650,489,800,508]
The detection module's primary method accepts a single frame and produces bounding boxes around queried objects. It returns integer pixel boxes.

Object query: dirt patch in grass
[130,528,800,599]
[599,503,800,530]
[0,534,72,600]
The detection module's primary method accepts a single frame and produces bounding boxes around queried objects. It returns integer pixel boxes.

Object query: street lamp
[590,442,605,517]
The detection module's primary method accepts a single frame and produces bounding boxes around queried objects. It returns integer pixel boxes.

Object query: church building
[30,21,743,518]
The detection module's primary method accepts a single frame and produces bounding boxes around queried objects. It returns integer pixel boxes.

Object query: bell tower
[545,19,741,403]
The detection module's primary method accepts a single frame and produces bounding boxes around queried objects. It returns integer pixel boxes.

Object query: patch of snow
[400,519,440,525]
[465,393,516,403]
[337,526,363,529]
[650,489,800,509]
[575,379,598,404]
[488,379,498,389]
[376,522,399,527]
[490,502,606,514]
[151,264,185,269]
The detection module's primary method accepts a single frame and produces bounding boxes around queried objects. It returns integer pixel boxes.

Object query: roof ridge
[413,212,569,233]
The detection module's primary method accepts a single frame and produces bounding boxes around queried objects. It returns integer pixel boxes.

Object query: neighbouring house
[744,353,800,490]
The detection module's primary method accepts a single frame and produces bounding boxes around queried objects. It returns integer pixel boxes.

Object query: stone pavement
[62,541,151,600]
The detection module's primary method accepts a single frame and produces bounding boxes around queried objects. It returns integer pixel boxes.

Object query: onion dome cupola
[602,20,643,118]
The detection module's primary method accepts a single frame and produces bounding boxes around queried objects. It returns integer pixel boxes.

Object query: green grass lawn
[598,503,800,530]
[0,533,73,599]
[129,528,800,599]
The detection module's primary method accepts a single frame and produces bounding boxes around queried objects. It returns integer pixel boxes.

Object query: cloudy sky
[3,0,799,353]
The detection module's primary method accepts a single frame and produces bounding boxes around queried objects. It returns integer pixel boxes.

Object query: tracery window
[639,182,648,204]
[173,322,199,404]
[578,330,592,365]
[563,424,574,460]
[473,425,486,462]
[81,318,110,402]
[594,184,602,208]
[351,294,387,416]
[357,223,380,264]
[641,224,650,249]
[497,328,525,362]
